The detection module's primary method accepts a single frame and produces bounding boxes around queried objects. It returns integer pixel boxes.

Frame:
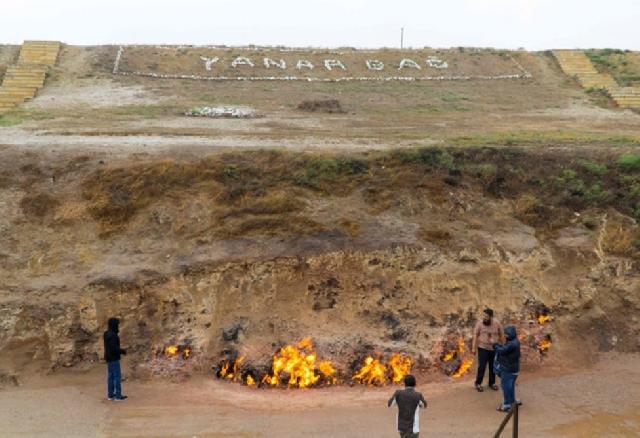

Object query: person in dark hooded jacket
[493,325,520,412]
[104,317,127,401]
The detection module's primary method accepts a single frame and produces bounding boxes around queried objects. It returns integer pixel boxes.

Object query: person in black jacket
[493,325,520,412]
[104,317,127,401]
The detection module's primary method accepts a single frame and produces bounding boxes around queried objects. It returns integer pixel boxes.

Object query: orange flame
[261,337,330,388]
[441,339,473,378]
[388,354,413,383]
[217,338,416,388]
[164,345,191,359]
[318,360,337,384]
[452,358,474,378]
[353,357,387,386]
[220,357,244,381]
[539,338,552,352]
[537,314,552,325]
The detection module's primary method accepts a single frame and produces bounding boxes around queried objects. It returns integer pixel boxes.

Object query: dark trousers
[475,347,496,386]
[107,360,122,398]
[500,371,518,408]
[399,433,419,438]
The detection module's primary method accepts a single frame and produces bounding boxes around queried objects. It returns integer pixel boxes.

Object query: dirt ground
[0,353,638,438]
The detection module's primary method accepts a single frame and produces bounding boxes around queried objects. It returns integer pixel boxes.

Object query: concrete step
[0,81,44,88]
[0,87,38,96]
[19,56,58,63]
[4,71,46,77]
[1,78,44,84]
[4,75,46,81]
[0,89,37,98]
[7,67,48,74]
[0,97,27,104]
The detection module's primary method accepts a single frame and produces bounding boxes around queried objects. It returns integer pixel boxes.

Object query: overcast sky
[2,0,638,50]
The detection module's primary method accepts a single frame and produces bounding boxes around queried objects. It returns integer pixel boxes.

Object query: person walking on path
[471,308,503,392]
[104,317,128,401]
[493,325,521,412]
[387,375,427,438]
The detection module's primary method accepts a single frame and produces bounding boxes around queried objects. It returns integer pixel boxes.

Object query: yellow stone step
[0,97,28,105]
[0,85,37,92]
[1,78,44,86]
[8,64,48,71]
[4,71,46,77]
[0,88,37,98]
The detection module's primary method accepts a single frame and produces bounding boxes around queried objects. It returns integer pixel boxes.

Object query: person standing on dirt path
[387,374,427,438]
[104,317,128,401]
[471,308,503,392]
[493,325,521,412]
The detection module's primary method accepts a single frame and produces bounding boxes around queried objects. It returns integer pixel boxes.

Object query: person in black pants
[471,308,503,392]
[103,317,128,401]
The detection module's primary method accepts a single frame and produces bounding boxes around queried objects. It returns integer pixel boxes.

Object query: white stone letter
[200,56,219,71]
[366,59,385,71]
[426,56,448,69]
[324,59,347,71]
[263,58,286,69]
[231,56,255,68]
[398,58,421,70]
[296,59,314,70]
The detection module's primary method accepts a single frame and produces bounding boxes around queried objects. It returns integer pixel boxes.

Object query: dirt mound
[297,99,345,113]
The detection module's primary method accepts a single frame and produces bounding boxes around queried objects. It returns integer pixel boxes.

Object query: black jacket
[103,318,126,363]
[493,325,520,374]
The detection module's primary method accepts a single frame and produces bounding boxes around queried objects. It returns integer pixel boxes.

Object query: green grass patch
[389,147,455,169]
[617,154,640,172]
[440,91,469,103]
[579,159,608,175]
[0,115,22,127]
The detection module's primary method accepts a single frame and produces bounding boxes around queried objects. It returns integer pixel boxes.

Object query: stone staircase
[553,50,640,110]
[608,87,640,109]
[0,41,60,114]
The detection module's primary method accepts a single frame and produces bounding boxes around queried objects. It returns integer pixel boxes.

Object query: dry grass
[418,227,452,245]
[602,217,640,258]
[73,147,640,238]
[19,193,59,218]
[339,218,361,237]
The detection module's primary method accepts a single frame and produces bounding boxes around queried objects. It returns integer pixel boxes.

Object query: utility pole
[400,27,404,49]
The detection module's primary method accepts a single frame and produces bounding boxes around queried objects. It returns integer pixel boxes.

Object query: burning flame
[261,337,332,388]
[537,314,552,325]
[539,338,552,352]
[353,357,387,386]
[164,345,191,360]
[318,360,337,384]
[452,358,474,378]
[220,356,244,382]
[441,339,473,378]
[216,338,414,388]
[389,354,413,383]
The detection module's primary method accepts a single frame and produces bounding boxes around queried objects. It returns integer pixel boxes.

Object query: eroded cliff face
[0,147,639,384]
[1,215,637,383]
